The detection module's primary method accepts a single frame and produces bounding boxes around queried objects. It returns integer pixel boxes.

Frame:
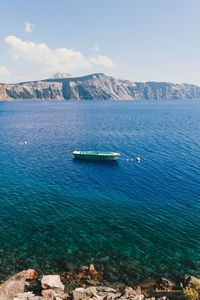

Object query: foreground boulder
[41,289,69,299]
[0,269,192,300]
[0,270,37,300]
[41,275,68,299]
[13,292,41,300]
[41,275,65,291]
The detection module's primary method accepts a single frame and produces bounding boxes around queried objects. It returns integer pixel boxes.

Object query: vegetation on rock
[184,279,200,300]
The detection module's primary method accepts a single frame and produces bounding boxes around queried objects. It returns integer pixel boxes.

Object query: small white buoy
[136,157,140,163]
[20,141,28,145]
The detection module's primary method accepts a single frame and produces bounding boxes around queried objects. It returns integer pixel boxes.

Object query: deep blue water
[0,100,200,284]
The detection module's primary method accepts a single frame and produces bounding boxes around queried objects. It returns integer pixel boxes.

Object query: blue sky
[0,0,200,84]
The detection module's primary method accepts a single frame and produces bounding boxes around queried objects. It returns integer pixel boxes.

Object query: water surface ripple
[0,100,200,284]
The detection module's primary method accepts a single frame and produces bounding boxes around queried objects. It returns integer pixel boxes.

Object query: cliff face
[1,73,200,101]
[4,81,64,100]
[0,84,10,101]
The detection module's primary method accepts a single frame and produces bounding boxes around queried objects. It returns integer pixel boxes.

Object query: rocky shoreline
[0,265,199,300]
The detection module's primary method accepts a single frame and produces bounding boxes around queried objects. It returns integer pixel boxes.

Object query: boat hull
[73,151,120,161]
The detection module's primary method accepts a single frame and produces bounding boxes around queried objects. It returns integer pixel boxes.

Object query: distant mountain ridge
[1,73,200,101]
[49,72,74,79]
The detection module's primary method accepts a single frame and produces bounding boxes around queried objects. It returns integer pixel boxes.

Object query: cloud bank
[5,36,115,73]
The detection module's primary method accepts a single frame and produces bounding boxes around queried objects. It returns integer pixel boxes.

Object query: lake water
[0,100,200,285]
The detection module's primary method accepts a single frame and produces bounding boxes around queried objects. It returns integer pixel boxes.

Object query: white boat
[73,151,120,161]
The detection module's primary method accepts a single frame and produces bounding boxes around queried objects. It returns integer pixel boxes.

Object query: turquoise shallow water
[0,100,200,284]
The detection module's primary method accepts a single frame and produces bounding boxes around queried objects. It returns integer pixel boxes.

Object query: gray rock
[121,287,145,300]
[0,270,28,300]
[124,286,137,296]
[145,298,166,300]
[73,288,88,300]
[73,286,147,300]
[86,286,117,295]
[41,288,67,299]
[73,287,120,300]
[13,292,41,300]
[160,278,175,288]
[41,275,65,291]
[0,84,10,101]
[13,290,68,300]
[87,286,119,299]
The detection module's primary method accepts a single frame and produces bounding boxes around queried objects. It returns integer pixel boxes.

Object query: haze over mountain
[49,72,74,79]
[1,73,200,101]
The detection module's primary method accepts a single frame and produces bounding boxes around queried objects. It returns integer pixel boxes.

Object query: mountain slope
[1,73,200,101]
[49,72,74,79]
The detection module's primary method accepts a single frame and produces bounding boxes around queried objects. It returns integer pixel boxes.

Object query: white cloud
[0,65,10,75]
[24,22,35,33]
[90,55,115,68]
[5,36,115,73]
[90,45,99,52]
[5,35,91,73]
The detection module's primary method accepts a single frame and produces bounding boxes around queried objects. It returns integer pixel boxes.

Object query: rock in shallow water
[159,278,175,290]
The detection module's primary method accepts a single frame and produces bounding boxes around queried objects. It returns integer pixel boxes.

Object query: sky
[0,0,200,84]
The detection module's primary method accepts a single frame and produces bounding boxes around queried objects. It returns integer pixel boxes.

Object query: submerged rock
[88,264,101,278]
[89,265,96,273]
[159,278,175,290]
[81,266,89,271]
[148,290,183,299]
[140,279,157,290]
